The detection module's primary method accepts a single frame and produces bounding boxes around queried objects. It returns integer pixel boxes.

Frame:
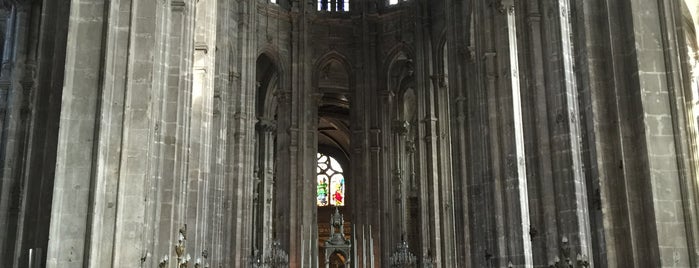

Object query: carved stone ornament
[392,120,410,136]
[326,208,349,245]
[256,118,277,133]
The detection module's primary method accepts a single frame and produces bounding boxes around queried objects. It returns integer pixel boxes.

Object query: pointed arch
[256,46,289,119]
[256,53,279,119]
[314,51,353,158]
[313,50,354,93]
[384,43,415,98]
[383,42,414,77]
[257,45,289,87]
[435,28,449,75]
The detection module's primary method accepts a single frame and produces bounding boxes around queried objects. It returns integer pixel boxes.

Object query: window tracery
[317,153,346,207]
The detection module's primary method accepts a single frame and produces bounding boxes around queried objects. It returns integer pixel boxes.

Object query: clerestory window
[316,153,346,207]
[318,0,350,12]
[388,0,408,5]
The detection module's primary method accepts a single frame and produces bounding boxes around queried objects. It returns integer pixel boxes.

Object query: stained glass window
[317,0,350,12]
[317,153,345,207]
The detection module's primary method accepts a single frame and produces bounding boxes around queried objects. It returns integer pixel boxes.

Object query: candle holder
[389,237,416,267]
[420,250,435,268]
[159,255,169,268]
[548,237,590,268]
[163,225,210,268]
[265,241,290,268]
[249,248,263,268]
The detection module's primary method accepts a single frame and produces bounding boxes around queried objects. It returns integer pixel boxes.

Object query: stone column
[576,0,699,266]
[188,0,217,258]
[0,0,44,266]
[0,3,33,264]
[150,0,198,266]
[442,0,473,264]
[456,1,499,267]
[225,0,259,265]
[501,2,533,267]
[516,0,558,266]
[256,117,276,257]
[464,2,500,266]
[432,73,459,268]
[376,88,393,260]
[470,0,533,266]
[13,0,70,267]
[392,119,409,240]
[350,0,373,261]
[274,89,292,258]
[207,0,235,263]
[46,0,109,266]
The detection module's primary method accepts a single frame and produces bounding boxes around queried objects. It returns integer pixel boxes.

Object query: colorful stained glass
[317,153,345,207]
[330,174,345,206]
[317,174,329,206]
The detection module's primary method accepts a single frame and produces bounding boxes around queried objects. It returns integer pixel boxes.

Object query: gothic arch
[313,50,354,93]
[257,45,289,88]
[435,28,448,75]
[312,51,353,153]
[261,75,280,118]
[256,52,282,118]
[385,46,415,98]
[383,42,414,84]
[682,1,699,66]
[252,50,288,259]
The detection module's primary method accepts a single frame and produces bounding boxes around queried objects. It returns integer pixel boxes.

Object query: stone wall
[0,0,696,267]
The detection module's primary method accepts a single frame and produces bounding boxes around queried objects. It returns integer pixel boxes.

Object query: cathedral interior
[2,0,699,267]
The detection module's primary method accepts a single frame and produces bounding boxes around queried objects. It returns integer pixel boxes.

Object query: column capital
[256,118,277,133]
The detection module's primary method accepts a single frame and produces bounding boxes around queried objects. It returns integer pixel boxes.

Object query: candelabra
[159,225,210,268]
[250,241,289,268]
[265,241,290,268]
[548,236,590,268]
[249,248,263,268]
[159,255,169,268]
[420,250,436,268]
[389,239,416,267]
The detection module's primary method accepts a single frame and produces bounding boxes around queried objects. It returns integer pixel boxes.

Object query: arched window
[318,0,349,12]
[317,153,346,207]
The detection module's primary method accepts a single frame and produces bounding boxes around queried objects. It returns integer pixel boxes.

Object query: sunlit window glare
[317,0,350,12]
